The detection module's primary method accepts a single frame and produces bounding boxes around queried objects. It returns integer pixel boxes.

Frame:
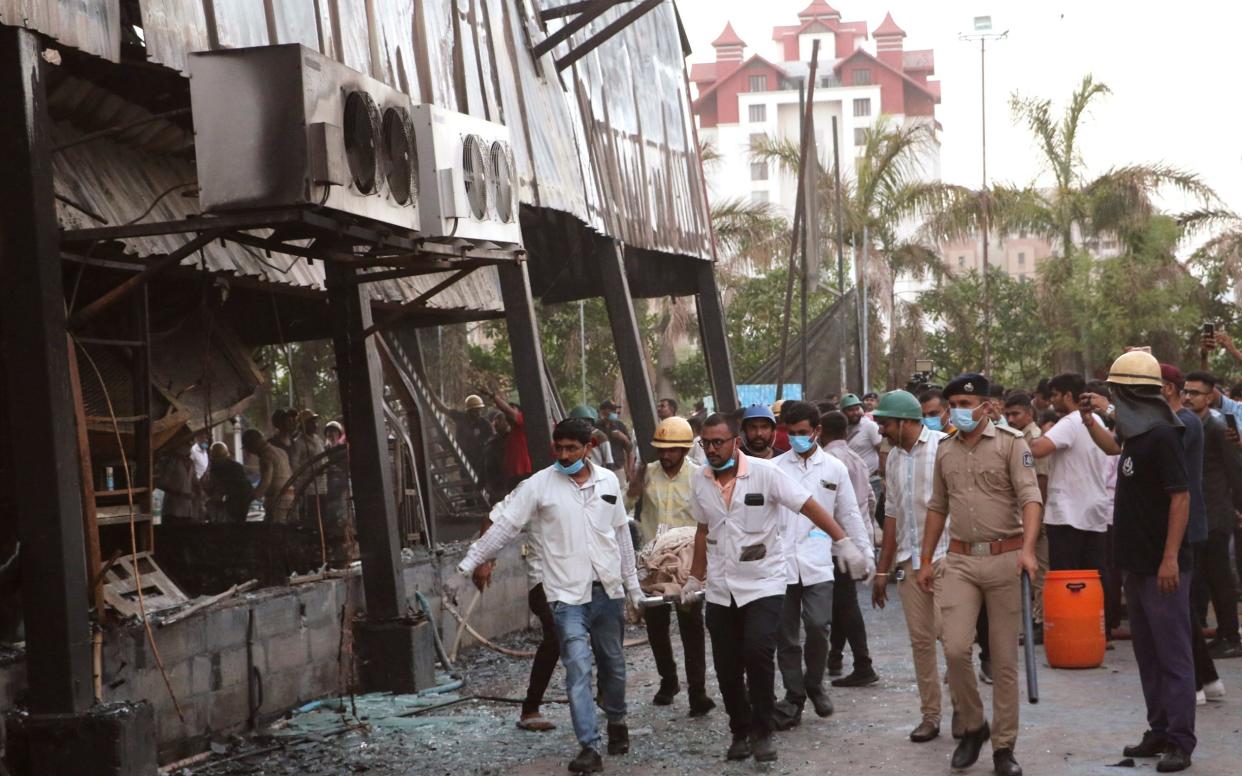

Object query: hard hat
[1106,350,1162,388]
[840,393,863,410]
[652,417,694,449]
[569,404,598,420]
[741,404,777,425]
[871,390,924,421]
[771,399,786,415]
[297,408,320,423]
[465,394,486,410]
[325,420,343,433]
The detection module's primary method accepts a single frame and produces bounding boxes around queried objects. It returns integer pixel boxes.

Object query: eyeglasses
[1180,388,1209,397]
[699,437,733,450]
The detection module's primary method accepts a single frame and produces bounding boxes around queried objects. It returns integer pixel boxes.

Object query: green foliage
[725,267,840,380]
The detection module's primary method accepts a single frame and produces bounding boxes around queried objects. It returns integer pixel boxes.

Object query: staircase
[377,330,492,526]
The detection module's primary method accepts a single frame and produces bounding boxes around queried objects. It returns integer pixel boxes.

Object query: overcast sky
[679,0,1242,221]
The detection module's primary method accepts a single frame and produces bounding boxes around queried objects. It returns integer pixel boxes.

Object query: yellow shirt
[631,459,701,542]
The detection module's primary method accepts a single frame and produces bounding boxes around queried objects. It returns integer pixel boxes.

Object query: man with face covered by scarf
[1083,350,1195,773]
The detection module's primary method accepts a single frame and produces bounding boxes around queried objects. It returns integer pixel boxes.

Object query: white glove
[627,588,646,609]
[835,538,870,581]
[680,575,704,605]
[443,569,473,607]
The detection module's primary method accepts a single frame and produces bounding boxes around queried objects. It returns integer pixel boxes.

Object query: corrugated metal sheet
[51,123,503,315]
[0,0,121,62]
[63,0,712,260]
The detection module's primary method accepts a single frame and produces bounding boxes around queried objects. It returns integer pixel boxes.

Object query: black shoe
[1123,730,1171,758]
[979,659,993,685]
[992,747,1022,776]
[909,719,940,743]
[1208,639,1242,659]
[1157,746,1192,772]
[832,667,879,687]
[751,734,778,763]
[688,691,716,717]
[771,699,802,731]
[606,723,628,755]
[568,747,603,773]
[726,736,752,761]
[652,681,679,706]
[950,722,990,769]
[806,688,834,718]
[828,659,844,677]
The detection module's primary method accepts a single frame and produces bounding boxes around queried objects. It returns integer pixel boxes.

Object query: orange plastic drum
[1042,570,1106,669]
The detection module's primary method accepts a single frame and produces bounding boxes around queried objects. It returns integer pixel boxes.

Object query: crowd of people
[155,409,348,529]
[441,329,1242,775]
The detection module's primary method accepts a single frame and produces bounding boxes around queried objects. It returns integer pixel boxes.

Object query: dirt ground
[183,591,1242,776]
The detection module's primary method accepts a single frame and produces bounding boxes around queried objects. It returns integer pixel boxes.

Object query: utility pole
[960,16,1007,376]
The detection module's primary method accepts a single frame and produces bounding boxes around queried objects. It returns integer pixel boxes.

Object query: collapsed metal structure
[0,1,738,772]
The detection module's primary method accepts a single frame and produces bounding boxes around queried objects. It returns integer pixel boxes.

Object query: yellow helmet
[1105,350,1162,387]
[465,394,486,410]
[771,399,786,416]
[652,417,694,449]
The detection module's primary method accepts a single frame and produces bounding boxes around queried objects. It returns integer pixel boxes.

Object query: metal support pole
[980,37,991,375]
[0,26,95,716]
[694,262,738,414]
[497,261,554,469]
[860,226,870,393]
[598,240,658,462]
[325,261,407,621]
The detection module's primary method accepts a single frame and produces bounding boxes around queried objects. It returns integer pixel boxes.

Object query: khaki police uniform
[927,420,1042,752]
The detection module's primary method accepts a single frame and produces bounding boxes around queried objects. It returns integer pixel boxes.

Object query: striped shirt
[885,426,950,569]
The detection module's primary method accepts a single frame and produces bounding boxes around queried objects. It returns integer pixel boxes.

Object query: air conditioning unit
[189,44,419,232]
[410,104,521,245]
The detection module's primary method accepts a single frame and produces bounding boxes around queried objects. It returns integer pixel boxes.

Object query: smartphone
[1079,394,1094,413]
[1227,415,1239,433]
[1203,322,1216,337]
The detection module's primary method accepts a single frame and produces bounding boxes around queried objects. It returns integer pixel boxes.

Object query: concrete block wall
[1,543,530,763]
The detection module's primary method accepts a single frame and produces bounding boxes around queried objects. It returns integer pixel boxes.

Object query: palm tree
[751,117,949,387]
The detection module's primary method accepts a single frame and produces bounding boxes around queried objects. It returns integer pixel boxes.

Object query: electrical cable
[121,181,196,226]
[74,337,186,724]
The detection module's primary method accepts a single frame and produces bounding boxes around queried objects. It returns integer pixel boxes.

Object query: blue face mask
[950,407,981,433]
[789,435,817,454]
[554,458,586,476]
[996,416,1010,427]
[709,456,736,473]
[922,416,943,432]
[607,412,620,421]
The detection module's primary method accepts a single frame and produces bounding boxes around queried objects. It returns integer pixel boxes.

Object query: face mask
[950,407,981,433]
[554,458,586,476]
[199,442,210,451]
[710,456,736,473]
[996,416,1010,427]
[922,416,943,432]
[789,435,817,454]
[608,413,620,421]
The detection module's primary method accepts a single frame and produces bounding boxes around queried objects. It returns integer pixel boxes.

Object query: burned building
[0,1,735,772]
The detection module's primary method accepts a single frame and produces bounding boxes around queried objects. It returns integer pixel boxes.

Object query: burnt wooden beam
[68,229,223,330]
[362,267,478,339]
[556,0,664,71]
[598,240,658,461]
[497,262,555,469]
[540,0,628,21]
[695,261,738,414]
[532,0,617,59]
[0,26,94,715]
[325,261,407,620]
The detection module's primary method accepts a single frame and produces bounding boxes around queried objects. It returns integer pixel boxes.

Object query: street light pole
[960,17,1007,376]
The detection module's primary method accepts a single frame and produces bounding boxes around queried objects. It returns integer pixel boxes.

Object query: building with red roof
[690,4,941,225]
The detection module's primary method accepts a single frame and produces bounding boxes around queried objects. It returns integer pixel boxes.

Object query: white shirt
[459,463,641,605]
[688,438,707,466]
[846,416,883,475]
[689,453,812,607]
[190,444,209,481]
[1043,413,1112,533]
[775,446,872,586]
[884,426,950,569]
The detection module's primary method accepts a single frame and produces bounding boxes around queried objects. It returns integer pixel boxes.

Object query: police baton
[1021,570,1039,704]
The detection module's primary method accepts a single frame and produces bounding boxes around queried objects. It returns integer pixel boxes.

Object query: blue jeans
[551,583,627,751]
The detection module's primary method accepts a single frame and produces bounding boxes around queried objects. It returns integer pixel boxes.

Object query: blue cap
[741,404,777,425]
[943,373,989,400]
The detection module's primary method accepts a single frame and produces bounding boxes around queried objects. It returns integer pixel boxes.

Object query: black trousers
[1195,529,1240,644]
[706,594,783,738]
[1046,524,1107,571]
[522,583,561,716]
[645,599,707,692]
[828,565,872,671]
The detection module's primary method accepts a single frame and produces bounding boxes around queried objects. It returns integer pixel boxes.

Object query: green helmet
[840,393,863,410]
[569,405,598,421]
[871,390,923,421]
